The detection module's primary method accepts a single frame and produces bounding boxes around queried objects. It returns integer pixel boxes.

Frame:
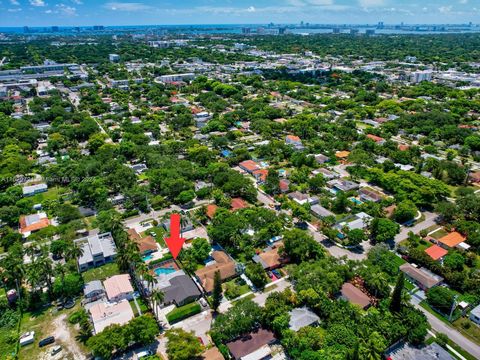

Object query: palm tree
[54,263,67,298]
[151,289,165,321]
[65,241,84,273]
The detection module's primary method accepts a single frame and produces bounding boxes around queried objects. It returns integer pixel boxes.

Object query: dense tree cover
[87,315,159,359]
[165,328,203,360]
[281,228,325,263]
[249,34,480,63]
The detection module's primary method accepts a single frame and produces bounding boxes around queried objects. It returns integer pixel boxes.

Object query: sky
[0,0,478,27]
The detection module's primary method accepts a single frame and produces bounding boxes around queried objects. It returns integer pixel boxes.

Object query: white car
[137,350,153,359]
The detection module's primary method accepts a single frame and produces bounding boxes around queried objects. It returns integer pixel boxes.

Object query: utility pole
[449,294,458,322]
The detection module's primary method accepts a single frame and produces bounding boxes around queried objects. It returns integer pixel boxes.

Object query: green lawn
[142,226,166,247]
[452,318,480,346]
[18,301,85,360]
[223,279,250,300]
[82,262,120,283]
[166,302,201,324]
[430,228,449,240]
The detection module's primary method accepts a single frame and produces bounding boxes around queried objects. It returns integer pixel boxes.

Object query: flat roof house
[288,191,319,206]
[22,183,48,197]
[399,263,443,290]
[469,304,480,326]
[76,232,117,272]
[83,280,105,303]
[103,274,134,302]
[195,251,238,293]
[226,329,276,360]
[386,342,454,360]
[89,300,134,334]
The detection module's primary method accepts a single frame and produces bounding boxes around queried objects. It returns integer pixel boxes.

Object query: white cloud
[358,0,385,7]
[8,7,22,12]
[287,0,334,6]
[247,6,255,12]
[71,0,83,4]
[459,0,468,3]
[56,3,76,15]
[10,0,20,5]
[104,2,152,11]
[29,0,46,6]
[438,5,452,13]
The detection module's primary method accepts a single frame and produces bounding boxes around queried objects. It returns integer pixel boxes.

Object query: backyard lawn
[453,318,480,346]
[81,262,120,283]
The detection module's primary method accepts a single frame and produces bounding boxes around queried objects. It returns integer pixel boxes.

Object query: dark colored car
[39,336,55,347]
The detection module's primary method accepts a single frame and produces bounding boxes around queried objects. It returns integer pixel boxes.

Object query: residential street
[394,211,438,244]
[413,303,480,359]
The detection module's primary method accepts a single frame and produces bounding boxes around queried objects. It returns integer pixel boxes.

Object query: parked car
[136,350,153,359]
[51,345,62,356]
[63,299,75,309]
[39,336,55,347]
[19,331,35,347]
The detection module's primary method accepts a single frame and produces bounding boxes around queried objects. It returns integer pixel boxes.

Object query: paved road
[413,303,480,359]
[394,211,438,244]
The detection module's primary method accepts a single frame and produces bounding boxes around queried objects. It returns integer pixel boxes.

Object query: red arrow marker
[164,213,186,260]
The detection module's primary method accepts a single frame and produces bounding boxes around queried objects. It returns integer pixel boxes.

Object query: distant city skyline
[0,0,478,27]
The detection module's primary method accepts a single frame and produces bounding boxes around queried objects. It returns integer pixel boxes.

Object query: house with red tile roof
[424,245,448,261]
[206,204,218,220]
[19,212,50,237]
[366,134,385,144]
[252,169,268,184]
[239,160,260,173]
[437,231,470,250]
[231,198,247,211]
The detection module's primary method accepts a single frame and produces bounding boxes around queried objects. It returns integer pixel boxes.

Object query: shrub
[166,302,201,324]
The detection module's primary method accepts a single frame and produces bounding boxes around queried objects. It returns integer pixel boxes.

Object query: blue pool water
[142,254,153,261]
[349,197,363,205]
[154,267,176,276]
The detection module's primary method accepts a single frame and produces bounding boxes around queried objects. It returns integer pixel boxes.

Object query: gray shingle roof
[288,307,320,331]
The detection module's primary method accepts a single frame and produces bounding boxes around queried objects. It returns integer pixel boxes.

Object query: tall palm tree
[65,241,84,273]
[54,263,67,298]
[150,289,165,321]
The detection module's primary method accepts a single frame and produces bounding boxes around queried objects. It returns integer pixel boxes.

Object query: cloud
[56,3,76,15]
[438,5,452,13]
[104,2,152,11]
[8,7,22,12]
[247,6,255,12]
[30,0,46,6]
[71,0,83,4]
[10,0,20,5]
[459,0,468,3]
[358,0,385,7]
[287,0,334,6]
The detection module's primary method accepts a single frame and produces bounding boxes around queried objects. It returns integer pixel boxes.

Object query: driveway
[171,310,212,345]
[394,211,438,244]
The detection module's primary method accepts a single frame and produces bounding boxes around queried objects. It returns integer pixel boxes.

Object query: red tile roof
[367,134,384,143]
[239,160,260,172]
[206,204,218,219]
[438,231,466,248]
[424,245,448,261]
[231,198,247,211]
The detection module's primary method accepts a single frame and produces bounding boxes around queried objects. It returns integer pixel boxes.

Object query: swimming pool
[154,267,176,276]
[349,197,363,205]
[142,254,153,262]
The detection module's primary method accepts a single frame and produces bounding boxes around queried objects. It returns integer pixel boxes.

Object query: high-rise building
[23,26,30,33]
[411,70,433,83]
[109,54,120,63]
